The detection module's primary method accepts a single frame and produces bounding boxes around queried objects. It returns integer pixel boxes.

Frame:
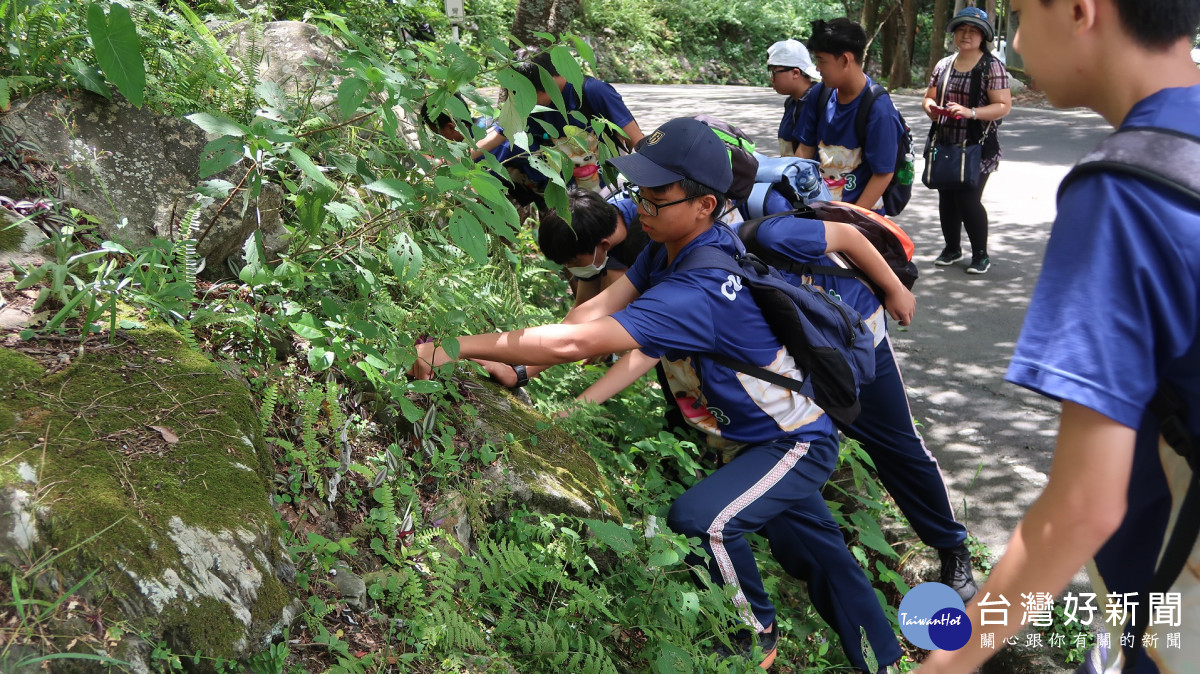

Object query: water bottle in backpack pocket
[745,154,832,219]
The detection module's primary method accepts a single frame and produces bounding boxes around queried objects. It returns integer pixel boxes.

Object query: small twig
[296,111,376,138]
[196,164,255,245]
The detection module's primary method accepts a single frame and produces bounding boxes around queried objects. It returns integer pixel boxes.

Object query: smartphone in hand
[930,104,956,119]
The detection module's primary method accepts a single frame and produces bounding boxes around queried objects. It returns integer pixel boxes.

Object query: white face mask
[567,248,607,279]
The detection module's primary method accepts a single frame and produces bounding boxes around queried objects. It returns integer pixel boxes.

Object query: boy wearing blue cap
[917,0,1200,672]
[413,117,902,671]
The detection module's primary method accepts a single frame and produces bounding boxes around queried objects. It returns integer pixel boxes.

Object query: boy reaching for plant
[411,117,902,672]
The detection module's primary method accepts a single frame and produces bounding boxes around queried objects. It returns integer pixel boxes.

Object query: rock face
[219,21,345,114]
[0,327,294,671]
[0,91,286,275]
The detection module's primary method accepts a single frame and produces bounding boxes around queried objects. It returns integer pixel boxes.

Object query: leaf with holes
[448,209,488,263]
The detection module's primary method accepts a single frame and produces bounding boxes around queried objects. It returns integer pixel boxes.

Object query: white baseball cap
[767,39,821,81]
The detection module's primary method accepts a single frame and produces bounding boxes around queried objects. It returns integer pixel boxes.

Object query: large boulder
[0,91,285,274]
[0,326,296,672]
[218,21,345,115]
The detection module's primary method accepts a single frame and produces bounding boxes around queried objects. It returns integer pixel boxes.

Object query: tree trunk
[880,8,897,80]
[887,0,916,87]
[511,0,582,49]
[928,0,951,84]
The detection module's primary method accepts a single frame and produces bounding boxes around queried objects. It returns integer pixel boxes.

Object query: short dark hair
[1038,0,1200,50]
[537,189,619,265]
[807,18,868,63]
[419,93,468,133]
[513,51,559,93]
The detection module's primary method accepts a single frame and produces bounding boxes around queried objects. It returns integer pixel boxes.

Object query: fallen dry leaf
[148,425,179,444]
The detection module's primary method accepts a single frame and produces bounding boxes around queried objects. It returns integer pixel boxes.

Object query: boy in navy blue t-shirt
[414,117,902,672]
[918,1,1200,672]
[794,18,905,211]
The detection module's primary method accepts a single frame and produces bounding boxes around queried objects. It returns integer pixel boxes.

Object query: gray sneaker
[939,544,978,602]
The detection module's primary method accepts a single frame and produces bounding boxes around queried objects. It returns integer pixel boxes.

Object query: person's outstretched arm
[823,221,916,325]
[917,402,1134,673]
[575,349,658,404]
[411,317,639,379]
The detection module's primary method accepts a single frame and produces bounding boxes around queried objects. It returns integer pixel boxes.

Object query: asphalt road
[612,83,1114,569]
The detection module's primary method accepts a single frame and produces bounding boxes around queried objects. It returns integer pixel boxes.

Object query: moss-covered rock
[0,326,296,671]
[467,382,620,524]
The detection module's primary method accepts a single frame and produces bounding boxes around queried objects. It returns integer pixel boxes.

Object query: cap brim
[606,153,685,189]
[947,17,994,40]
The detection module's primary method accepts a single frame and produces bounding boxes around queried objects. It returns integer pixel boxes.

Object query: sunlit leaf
[87,3,145,106]
[448,209,488,263]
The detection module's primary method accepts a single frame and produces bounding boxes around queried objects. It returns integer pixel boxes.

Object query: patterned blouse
[928,53,1009,173]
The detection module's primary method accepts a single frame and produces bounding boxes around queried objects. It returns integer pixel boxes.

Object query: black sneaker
[939,544,978,603]
[934,248,963,266]
[714,623,779,669]
[966,254,991,274]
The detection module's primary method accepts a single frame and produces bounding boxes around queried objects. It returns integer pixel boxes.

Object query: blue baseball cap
[606,117,733,194]
[947,6,994,42]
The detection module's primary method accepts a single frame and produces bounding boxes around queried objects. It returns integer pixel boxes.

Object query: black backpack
[671,236,876,427]
[738,200,918,298]
[815,82,914,216]
[1057,126,1200,673]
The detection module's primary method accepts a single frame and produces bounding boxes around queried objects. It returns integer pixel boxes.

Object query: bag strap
[671,245,812,395]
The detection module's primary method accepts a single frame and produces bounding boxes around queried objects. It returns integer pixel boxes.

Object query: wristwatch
[510,364,529,388]
[971,108,978,119]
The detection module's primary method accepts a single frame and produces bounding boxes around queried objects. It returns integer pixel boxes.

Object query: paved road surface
[612,83,1114,572]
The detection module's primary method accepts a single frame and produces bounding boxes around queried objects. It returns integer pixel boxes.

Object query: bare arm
[917,402,1134,673]
[564,274,641,325]
[411,317,640,378]
[823,221,915,325]
[795,143,817,159]
[945,88,1012,123]
[576,349,658,404]
[620,120,644,151]
[922,85,941,120]
[572,268,628,307]
[855,172,893,213]
[470,127,507,160]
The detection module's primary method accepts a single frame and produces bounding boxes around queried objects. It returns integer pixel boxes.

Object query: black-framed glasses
[628,186,697,217]
[768,67,797,78]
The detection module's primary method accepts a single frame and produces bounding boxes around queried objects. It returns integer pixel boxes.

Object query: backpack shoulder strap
[816,82,833,113]
[854,83,886,144]
[1059,127,1200,204]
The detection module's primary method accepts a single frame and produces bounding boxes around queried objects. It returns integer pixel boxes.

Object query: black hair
[807,18,868,63]
[1036,0,1200,50]
[537,189,619,265]
[512,51,559,93]
[419,92,468,133]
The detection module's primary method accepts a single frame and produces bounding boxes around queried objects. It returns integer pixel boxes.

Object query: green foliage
[87,2,146,105]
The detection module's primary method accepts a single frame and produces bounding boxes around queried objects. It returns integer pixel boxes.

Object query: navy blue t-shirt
[612,225,833,445]
[795,78,904,208]
[1006,84,1200,672]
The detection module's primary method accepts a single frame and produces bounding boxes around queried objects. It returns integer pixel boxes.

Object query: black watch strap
[511,364,529,388]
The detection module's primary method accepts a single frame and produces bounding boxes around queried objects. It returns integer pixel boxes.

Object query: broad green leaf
[526,153,567,188]
[550,46,584,93]
[199,136,244,178]
[448,209,488,263]
[186,112,246,137]
[582,518,635,554]
[289,320,325,340]
[849,510,897,559]
[387,232,422,282]
[0,79,9,111]
[307,346,333,371]
[288,148,337,192]
[567,35,595,67]
[364,178,414,202]
[196,179,235,198]
[324,201,359,224]
[655,643,689,674]
[538,67,567,115]
[648,548,679,567]
[337,78,367,120]
[64,59,110,98]
[407,380,442,394]
[87,3,145,107]
[496,69,536,118]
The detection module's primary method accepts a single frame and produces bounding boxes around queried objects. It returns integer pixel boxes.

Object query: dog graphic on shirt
[817,142,862,201]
